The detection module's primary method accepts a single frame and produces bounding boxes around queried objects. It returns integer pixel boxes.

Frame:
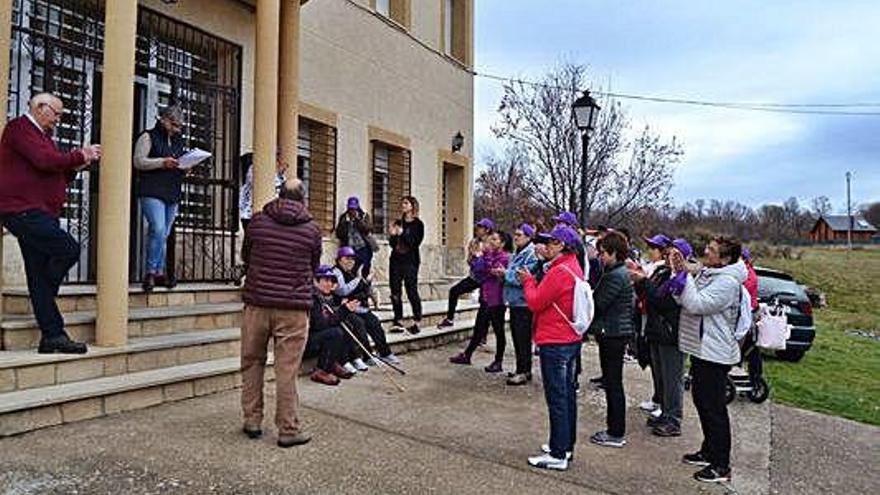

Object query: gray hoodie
[675,260,748,365]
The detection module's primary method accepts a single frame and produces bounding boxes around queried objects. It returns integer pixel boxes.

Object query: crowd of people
[437,213,755,485]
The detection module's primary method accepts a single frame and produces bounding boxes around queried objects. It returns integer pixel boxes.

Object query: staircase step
[0,328,241,392]
[2,284,240,315]
[1,303,243,351]
[0,317,479,437]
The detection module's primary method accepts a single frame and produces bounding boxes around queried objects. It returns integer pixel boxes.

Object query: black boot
[142,273,156,293]
[38,336,88,354]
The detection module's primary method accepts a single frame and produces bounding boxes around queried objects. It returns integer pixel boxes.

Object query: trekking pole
[321,303,406,375]
[323,304,406,393]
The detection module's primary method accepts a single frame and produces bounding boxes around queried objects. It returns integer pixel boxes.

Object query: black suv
[755,267,816,362]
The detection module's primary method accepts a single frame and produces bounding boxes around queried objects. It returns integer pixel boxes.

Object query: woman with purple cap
[334,196,376,278]
[503,223,539,385]
[517,224,584,471]
[631,234,685,437]
[438,217,496,329]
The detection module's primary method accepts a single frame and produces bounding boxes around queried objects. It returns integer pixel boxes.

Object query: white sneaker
[364,357,377,367]
[381,353,401,365]
[639,400,659,412]
[541,444,573,460]
[352,358,369,372]
[651,408,663,418]
[527,453,568,471]
[342,362,358,374]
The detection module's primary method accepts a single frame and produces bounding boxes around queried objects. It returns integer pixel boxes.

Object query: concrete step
[1,303,243,351]
[0,316,479,437]
[2,284,241,316]
[0,328,241,392]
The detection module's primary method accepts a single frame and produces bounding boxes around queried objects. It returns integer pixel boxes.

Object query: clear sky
[474,0,880,211]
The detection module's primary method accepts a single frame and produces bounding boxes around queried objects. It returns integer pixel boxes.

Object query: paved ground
[1,340,877,494]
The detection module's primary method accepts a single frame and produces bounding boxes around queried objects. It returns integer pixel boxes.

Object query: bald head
[29,93,64,131]
[280,178,305,202]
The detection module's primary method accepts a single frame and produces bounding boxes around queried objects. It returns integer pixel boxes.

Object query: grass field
[758,247,880,425]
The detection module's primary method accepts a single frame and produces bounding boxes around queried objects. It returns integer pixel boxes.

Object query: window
[443,0,453,54]
[442,0,471,65]
[371,142,411,235]
[297,118,337,233]
[373,0,409,28]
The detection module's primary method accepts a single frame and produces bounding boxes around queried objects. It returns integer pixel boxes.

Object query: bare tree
[810,196,832,218]
[491,63,682,225]
[473,146,551,231]
[859,201,880,227]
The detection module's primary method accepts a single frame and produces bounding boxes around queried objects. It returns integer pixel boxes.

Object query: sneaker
[352,358,369,372]
[449,352,471,365]
[310,369,340,386]
[380,353,401,365]
[623,354,638,364]
[141,273,156,293]
[682,451,711,467]
[652,422,682,437]
[242,425,262,439]
[436,318,455,329]
[332,363,355,379]
[342,362,358,375]
[364,357,377,367]
[527,453,568,471]
[639,400,659,412]
[406,323,421,335]
[646,415,665,428]
[389,321,405,333]
[506,373,529,386]
[540,444,573,460]
[589,430,627,448]
[694,465,731,484]
[484,361,503,373]
[277,431,312,448]
[651,407,663,418]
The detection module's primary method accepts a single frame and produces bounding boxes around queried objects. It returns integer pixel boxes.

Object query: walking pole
[322,303,406,375]
[323,304,406,393]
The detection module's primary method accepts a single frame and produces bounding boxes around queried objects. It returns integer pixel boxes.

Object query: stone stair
[0,281,479,437]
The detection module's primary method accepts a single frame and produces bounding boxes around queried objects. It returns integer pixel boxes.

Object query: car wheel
[776,349,805,362]
[747,377,770,403]
[725,378,736,404]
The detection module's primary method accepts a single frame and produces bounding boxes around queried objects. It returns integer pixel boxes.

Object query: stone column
[95,0,139,347]
[253,0,281,211]
[0,0,14,322]
[277,0,300,180]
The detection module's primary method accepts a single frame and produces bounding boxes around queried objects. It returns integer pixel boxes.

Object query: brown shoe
[310,369,340,386]
[277,431,312,448]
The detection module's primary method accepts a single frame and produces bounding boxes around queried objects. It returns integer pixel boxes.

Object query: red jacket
[242,198,322,310]
[523,252,583,345]
[0,116,86,217]
[744,261,759,310]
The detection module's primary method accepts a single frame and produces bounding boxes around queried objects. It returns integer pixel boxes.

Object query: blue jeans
[140,197,179,275]
[539,341,582,459]
[1,209,80,341]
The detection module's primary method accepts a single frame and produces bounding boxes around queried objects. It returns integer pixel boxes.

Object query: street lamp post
[572,91,600,227]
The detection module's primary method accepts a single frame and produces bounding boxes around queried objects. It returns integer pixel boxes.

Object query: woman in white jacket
[670,237,745,484]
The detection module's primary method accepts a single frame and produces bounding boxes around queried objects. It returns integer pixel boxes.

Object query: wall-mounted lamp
[451,131,464,153]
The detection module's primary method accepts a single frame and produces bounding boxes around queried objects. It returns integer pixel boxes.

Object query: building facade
[0,0,474,344]
[809,215,877,243]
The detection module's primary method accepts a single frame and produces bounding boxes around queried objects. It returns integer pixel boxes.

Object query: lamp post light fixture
[451,131,464,153]
[572,90,601,227]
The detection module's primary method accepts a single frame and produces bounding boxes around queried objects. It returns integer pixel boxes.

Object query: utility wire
[476,72,880,116]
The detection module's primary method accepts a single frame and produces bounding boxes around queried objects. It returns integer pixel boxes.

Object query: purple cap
[672,239,694,259]
[548,224,581,248]
[476,218,496,231]
[336,246,356,259]
[742,247,752,261]
[519,223,535,238]
[553,211,578,226]
[644,234,672,249]
[315,264,336,279]
[346,196,360,210]
[534,232,555,244]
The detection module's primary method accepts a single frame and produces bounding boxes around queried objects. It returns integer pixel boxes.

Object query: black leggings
[390,261,422,322]
[350,312,392,357]
[446,276,480,320]
[509,306,534,374]
[464,305,506,362]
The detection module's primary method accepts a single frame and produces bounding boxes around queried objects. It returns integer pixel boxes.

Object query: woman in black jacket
[588,231,635,449]
[632,251,684,437]
[388,196,424,334]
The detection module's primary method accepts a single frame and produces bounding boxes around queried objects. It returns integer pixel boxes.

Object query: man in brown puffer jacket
[240,178,321,448]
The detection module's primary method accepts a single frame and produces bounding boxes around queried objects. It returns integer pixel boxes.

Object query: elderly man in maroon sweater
[240,177,321,448]
[0,93,101,354]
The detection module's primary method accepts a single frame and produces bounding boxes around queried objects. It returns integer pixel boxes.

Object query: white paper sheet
[177,148,211,169]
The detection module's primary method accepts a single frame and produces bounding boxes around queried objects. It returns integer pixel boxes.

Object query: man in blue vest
[133,105,186,292]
